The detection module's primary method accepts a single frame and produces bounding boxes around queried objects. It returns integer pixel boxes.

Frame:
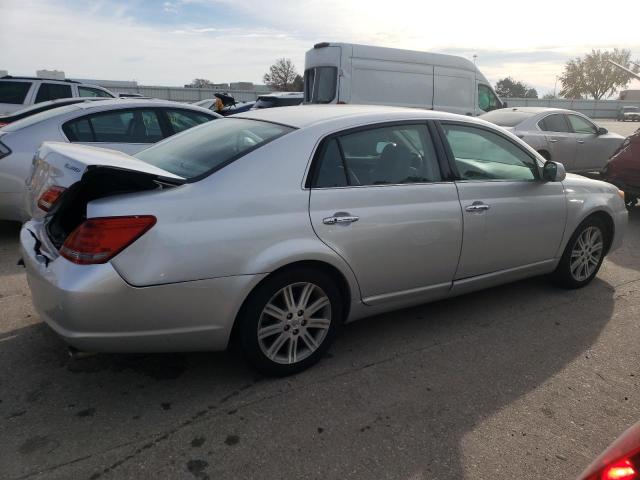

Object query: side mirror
[502,101,508,108]
[597,127,608,135]
[542,161,566,182]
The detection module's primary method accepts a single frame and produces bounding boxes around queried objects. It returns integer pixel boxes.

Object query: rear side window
[63,109,163,143]
[35,83,72,103]
[538,114,569,133]
[78,86,113,98]
[165,109,213,134]
[312,124,441,187]
[0,81,32,104]
[135,118,294,180]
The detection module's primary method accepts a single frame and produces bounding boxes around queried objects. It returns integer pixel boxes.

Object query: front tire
[238,267,342,376]
[553,217,608,289]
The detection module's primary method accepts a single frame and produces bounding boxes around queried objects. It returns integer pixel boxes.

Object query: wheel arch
[227,259,355,350]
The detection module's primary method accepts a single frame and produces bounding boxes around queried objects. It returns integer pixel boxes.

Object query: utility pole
[553,75,559,98]
[473,54,478,66]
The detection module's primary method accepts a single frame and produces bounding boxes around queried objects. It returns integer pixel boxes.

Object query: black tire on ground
[552,216,609,289]
[238,267,343,376]
[625,193,638,211]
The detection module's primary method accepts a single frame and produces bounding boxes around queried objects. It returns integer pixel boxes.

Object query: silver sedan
[0,99,219,222]
[480,107,624,173]
[20,106,627,376]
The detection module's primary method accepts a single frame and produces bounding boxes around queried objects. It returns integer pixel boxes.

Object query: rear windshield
[479,110,536,127]
[0,99,84,121]
[0,81,32,104]
[1,104,79,132]
[135,118,294,180]
[304,67,337,103]
[623,107,638,112]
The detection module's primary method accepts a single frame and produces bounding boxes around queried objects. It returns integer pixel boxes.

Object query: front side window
[135,118,293,180]
[304,67,337,103]
[78,86,113,98]
[165,109,214,134]
[0,81,32,104]
[442,123,536,181]
[538,114,570,133]
[312,124,441,187]
[478,84,501,112]
[35,83,72,103]
[63,109,163,143]
[567,114,597,134]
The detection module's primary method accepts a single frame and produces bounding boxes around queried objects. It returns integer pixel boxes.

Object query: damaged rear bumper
[20,220,265,353]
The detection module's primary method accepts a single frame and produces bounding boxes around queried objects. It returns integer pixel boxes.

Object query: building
[36,69,65,80]
[620,90,640,101]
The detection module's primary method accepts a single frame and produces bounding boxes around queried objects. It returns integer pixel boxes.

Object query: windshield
[480,110,535,127]
[135,118,294,180]
[304,67,337,103]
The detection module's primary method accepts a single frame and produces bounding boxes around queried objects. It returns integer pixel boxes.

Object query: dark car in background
[251,92,303,109]
[602,129,640,210]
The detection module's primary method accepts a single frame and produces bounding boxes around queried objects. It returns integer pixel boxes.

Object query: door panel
[539,114,576,169]
[454,181,566,278]
[433,67,474,115]
[440,121,567,279]
[309,184,463,300]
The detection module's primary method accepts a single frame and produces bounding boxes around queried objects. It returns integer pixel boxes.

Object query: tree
[495,77,538,98]
[559,49,640,100]
[292,74,304,92]
[263,58,298,91]
[187,78,214,88]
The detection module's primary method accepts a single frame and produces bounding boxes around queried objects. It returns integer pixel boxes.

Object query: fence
[503,98,640,119]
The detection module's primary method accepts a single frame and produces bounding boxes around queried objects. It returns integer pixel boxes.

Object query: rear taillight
[579,422,640,480]
[0,122,8,128]
[37,186,66,212]
[60,216,156,265]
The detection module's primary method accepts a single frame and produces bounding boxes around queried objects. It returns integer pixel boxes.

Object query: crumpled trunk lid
[26,141,184,220]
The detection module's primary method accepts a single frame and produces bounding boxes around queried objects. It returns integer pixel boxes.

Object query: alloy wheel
[257,282,332,365]
[570,226,604,282]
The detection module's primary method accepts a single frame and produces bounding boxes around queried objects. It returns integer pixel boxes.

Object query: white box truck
[304,42,504,116]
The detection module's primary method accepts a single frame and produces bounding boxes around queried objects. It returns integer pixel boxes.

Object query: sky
[1,0,639,96]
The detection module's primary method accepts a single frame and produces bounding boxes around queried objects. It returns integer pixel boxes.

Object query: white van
[304,42,504,116]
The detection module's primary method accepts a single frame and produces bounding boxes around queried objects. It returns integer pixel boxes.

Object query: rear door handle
[323,214,360,225]
[465,202,490,212]
[548,139,558,143]
[577,140,585,144]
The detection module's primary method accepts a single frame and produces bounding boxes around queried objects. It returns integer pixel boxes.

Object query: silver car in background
[0,99,219,221]
[480,107,624,173]
[20,106,627,376]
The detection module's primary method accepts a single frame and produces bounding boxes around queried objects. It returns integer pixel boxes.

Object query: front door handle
[323,213,359,225]
[548,139,558,143]
[577,140,585,144]
[465,202,490,212]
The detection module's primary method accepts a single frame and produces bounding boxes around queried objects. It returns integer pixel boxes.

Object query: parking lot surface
[598,119,639,138]
[1,201,640,480]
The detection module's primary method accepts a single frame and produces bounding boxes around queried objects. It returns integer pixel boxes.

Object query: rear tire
[238,267,342,376]
[553,216,608,289]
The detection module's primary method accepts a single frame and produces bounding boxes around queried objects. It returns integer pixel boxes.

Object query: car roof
[235,104,483,129]
[69,98,220,114]
[494,106,572,114]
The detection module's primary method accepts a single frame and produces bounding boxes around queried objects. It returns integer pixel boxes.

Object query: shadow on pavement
[0,269,615,479]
